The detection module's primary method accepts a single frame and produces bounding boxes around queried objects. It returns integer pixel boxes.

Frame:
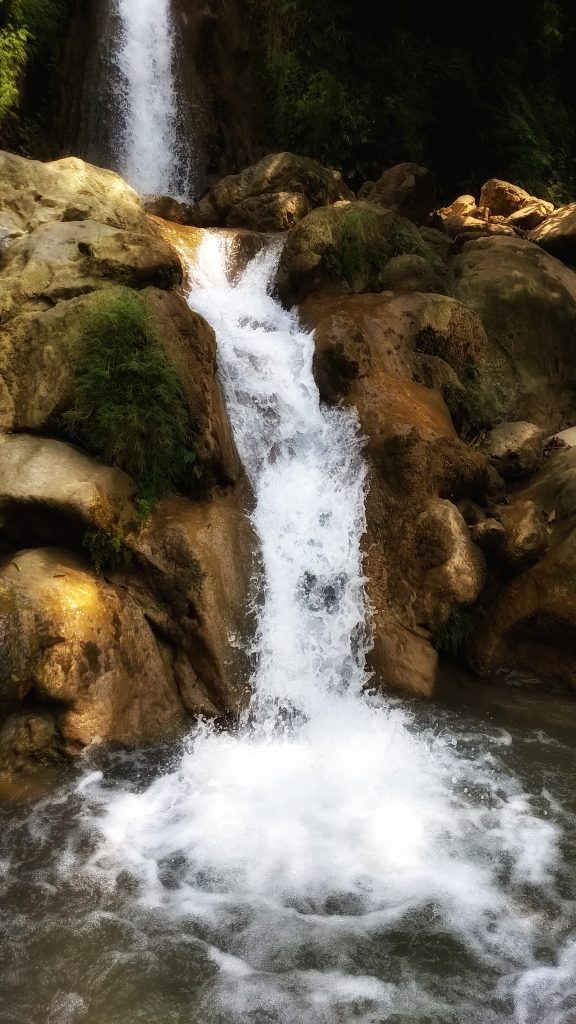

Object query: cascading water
[2,236,574,1024]
[111,0,191,196]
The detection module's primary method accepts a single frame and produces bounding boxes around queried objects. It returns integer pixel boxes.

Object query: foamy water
[26,236,570,1023]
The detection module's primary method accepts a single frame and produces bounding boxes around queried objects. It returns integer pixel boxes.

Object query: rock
[470,518,506,551]
[438,194,477,218]
[277,201,432,303]
[479,178,540,217]
[414,499,487,629]
[507,201,553,231]
[225,191,311,231]
[453,235,576,431]
[0,150,149,235]
[484,421,544,481]
[144,195,196,223]
[529,203,576,263]
[132,491,257,716]
[0,549,187,753]
[379,253,447,294]
[443,214,517,240]
[499,500,549,567]
[189,152,353,227]
[0,434,136,547]
[0,712,62,772]
[364,162,437,224]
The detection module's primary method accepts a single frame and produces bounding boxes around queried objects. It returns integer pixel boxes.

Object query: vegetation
[251,0,576,200]
[0,0,73,146]
[434,608,474,660]
[62,291,197,504]
[326,205,430,290]
[82,528,133,576]
[443,369,503,442]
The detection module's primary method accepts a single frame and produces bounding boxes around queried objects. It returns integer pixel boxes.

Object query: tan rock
[499,500,549,567]
[225,191,311,231]
[453,235,576,431]
[529,203,576,262]
[190,152,353,227]
[0,549,187,752]
[507,201,553,231]
[364,162,437,223]
[484,421,544,481]
[479,178,535,217]
[0,434,136,546]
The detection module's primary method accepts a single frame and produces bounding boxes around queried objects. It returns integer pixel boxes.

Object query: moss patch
[61,290,196,503]
[434,607,474,660]
[326,204,430,291]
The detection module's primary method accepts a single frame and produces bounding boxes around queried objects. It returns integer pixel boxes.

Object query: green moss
[82,529,132,575]
[434,607,474,660]
[326,204,429,291]
[61,290,196,503]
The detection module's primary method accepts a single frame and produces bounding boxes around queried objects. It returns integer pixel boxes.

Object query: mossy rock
[277,201,435,303]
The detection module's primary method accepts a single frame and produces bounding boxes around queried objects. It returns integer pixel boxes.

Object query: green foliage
[83,528,132,575]
[0,0,73,141]
[250,0,576,199]
[326,205,429,290]
[434,608,474,661]
[62,290,197,504]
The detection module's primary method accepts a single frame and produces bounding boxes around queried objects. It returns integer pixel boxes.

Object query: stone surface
[363,162,437,223]
[479,178,536,217]
[453,235,576,431]
[499,500,549,567]
[529,203,576,263]
[507,201,553,231]
[484,421,544,481]
[379,253,447,294]
[190,152,353,227]
[226,191,311,231]
[0,549,187,753]
[0,434,136,547]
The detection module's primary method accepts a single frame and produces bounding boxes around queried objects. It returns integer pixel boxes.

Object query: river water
[1,239,575,1024]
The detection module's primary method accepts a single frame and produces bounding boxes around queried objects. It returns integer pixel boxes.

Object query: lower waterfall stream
[1,238,576,1024]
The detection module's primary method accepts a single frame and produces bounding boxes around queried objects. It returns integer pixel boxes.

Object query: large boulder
[529,204,576,263]
[0,151,150,236]
[0,434,136,546]
[453,235,576,431]
[0,549,187,760]
[362,162,437,224]
[131,491,257,716]
[189,152,353,228]
[479,178,552,218]
[305,292,489,697]
[277,202,433,304]
[470,446,576,689]
[484,421,544,482]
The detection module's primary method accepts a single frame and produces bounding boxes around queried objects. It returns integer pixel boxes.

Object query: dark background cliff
[1,0,576,201]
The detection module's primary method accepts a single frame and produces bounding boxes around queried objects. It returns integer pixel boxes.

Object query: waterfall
[59,237,570,1022]
[111,0,191,196]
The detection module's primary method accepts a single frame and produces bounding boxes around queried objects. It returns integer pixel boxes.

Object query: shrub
[83,528,132,575]
[443,369,502,442]
[62,290,196,503]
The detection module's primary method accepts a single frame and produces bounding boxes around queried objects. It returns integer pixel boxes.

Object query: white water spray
[113,0,187,196]
[70,237,570,1022]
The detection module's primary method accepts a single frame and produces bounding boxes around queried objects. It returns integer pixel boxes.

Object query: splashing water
[112,0,189,196]
[1,236,575,1023]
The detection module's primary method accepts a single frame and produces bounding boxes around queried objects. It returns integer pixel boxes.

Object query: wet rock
[143,195,196,223]
[470,517,506,551]
[484,421,544,481]
[363,162,437,224]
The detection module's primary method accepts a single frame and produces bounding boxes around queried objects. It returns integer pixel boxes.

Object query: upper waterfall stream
[1,237,575,1024]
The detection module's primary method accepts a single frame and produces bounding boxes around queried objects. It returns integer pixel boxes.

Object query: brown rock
[365,162,437,224]
[484,421,544,481]
[499,500,549,568]
[479,178,534,217]
[0,549,187,753]
[507,201,553,231]
[470,518,506,551]
[529,203,576,263]
[225,191,311,231]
